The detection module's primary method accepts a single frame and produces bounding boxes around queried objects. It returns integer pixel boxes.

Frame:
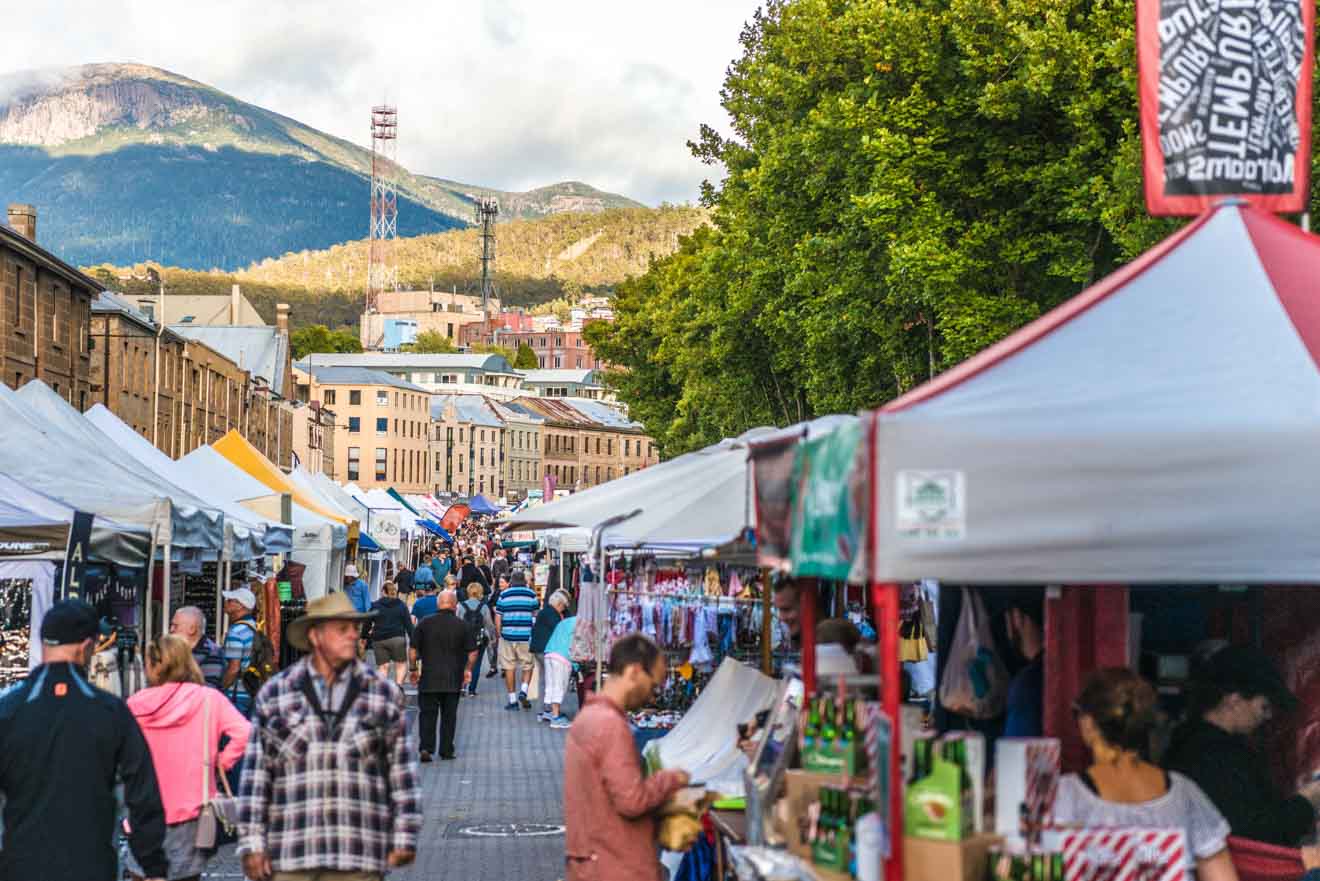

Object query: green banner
[789,419,863,579]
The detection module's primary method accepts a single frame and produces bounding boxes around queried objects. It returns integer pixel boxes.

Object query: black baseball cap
[1202,645,1298,713]
[40,599,100,647]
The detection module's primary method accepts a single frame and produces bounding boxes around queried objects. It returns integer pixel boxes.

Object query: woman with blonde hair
[1054,668,1237,881]
[124,635,250,881]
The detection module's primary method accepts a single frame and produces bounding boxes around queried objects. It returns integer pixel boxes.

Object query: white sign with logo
[895,470,966,540]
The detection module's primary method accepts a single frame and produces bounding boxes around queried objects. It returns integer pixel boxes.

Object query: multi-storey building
[1,204,95,408]
[510,396,658,491]
[462,323,606,371]
[298,352,524,400]
[290,401,337,478]
[517,368,616,404]
[297,365,431,493]
[90,290,295,466]
[492,399,543,502]
[430,395,505,498]
[360,288,503,350]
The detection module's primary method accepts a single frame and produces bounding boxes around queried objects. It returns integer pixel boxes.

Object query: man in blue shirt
[494,568,540,710]
[222,587,261,716]
[344,564,372,614]
[431,550,452,584]
[1002,602,1044,737]
[411,583,439,623]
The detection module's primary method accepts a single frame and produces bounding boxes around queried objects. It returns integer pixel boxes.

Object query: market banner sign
[749,433,801,571]
[368,510,401,550]
[788,420,864,581]
[441,503,471,534]
[60,511,94,600]
[1137,0,1313,215]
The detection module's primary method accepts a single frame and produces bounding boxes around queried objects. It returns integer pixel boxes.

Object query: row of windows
[322,387,425,411]
[346,446,425,485]
[345,415,425,438]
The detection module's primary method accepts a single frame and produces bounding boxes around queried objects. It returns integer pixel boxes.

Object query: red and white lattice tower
[366,105,398,315]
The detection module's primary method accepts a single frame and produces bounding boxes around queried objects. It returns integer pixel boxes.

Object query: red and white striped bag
[1060,827,1188,881]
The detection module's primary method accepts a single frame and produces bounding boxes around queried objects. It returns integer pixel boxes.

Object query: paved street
[206,678,576,881]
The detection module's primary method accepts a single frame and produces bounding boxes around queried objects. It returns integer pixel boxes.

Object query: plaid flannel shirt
[237,658,421,873]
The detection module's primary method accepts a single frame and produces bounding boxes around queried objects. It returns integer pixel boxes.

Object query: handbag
[195,694,239,850]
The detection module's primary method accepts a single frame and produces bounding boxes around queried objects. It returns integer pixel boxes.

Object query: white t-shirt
[1052,771,1231,870]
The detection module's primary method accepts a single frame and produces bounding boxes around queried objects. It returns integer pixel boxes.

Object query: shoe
[537,710,553,722]
[550,716,572,729]
[420,751,433,763]
[503,702,519,711]
[440,753,456,760]
[485,670,497,678]
[468,689,478,697]
[519,695,532,709]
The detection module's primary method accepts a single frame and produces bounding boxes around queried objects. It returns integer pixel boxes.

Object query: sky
[0,1,760,205]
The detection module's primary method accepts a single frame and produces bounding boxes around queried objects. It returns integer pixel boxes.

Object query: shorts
[544,654,572,706]
[373,636,408,663]
[498,639,533,673]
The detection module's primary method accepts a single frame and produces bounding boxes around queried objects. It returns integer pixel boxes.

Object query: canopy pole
[760,568,772,675]
[219,559,231,641]
[873,581,902,881]
[161,543,172,638]
[143,530,158,648]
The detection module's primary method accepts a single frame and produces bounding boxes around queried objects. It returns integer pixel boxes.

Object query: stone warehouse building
[1,204,95,408]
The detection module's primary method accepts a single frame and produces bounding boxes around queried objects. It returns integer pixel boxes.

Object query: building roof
[164,293,266,327]
[0,224,104,294]
[517,368,599,385]
[172,325,289,396]
[92,289,160,333]
[431,394,504,428]
[302,365,428,393]
[297,352,517,373]
[490,399,544,424]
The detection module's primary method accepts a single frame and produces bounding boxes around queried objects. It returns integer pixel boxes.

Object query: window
[459,454,464,472]
[323,389,336,405]
[377,390,389,406]
[348,416,360,433]
[349,390,361,405]
[607,467,614,481]
[347,447,360,480]
[376,417,388,435]
[435,452,442,471]
[447,427,453,442]
[595,466,602,484]
[375,448,387,481]
[480,448,485,466]
[607,438,613,455]
[624,439,630,456]
[459,428,464,442]
[394,419,399,434]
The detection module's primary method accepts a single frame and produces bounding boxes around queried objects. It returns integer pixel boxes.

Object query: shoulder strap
[201,689,210,804]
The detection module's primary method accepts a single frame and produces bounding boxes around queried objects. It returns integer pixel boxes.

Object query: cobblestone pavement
[204,676,576,881]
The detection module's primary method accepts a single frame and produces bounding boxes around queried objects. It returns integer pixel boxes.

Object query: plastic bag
[938,588,1009,719]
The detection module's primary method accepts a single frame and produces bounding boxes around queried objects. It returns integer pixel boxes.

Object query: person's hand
[410,668,420,685]
[387,849,416,867]
[672,770,692,788]
[463,670,473,687]
[1303,845,1320,870]
[242,852,273,880]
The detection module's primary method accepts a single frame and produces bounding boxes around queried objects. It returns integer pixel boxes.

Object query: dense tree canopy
[589,0,1196,457]
[290,324,362,360]
[405,331,458,354]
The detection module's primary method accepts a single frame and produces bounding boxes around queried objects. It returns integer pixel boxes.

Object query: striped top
[495,586,539,642]
[223,618,258,712]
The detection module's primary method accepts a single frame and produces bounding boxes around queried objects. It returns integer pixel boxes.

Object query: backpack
[462,600,488,647]
[235,620,278,695]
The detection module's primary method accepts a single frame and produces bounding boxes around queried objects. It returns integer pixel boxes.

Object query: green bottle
[821,697,838,744]
[804,699,821,749]
[842,698,856,745]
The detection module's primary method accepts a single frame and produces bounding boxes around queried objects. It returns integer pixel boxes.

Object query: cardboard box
[780,770,870,862]
[995,739,1061,844]
[903,834,1001,881]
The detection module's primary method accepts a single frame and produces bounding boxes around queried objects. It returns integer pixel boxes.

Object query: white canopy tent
[85,404,291,560]
[0,473,151,567]
[11,381,225,555]
[868,202,1320,585]
[176,447,347,599]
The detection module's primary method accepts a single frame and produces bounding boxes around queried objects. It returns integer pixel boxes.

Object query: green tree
[592,0,1176,455]
[291,324,362,360]
[469,342,516,361]
[405,330,457,353]
[513,343,540,370]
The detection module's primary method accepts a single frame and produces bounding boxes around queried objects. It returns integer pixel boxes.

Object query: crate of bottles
[988,847,1066,881]
[809,784,875,875]
[904,737,975,841]
[800,694,868,776]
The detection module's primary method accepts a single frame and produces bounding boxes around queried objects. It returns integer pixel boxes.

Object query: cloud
[0,0,759,205]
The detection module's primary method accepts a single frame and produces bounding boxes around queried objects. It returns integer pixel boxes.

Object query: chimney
[276,303,290,336]
[7,204,35,242]
[231,284,242,324]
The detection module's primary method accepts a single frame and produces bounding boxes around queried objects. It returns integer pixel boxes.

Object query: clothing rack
[606,588,762,605]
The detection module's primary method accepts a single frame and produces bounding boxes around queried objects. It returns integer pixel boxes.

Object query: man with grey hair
[410,589,479,761]
[170,605,225,689]
[531,590,571,721]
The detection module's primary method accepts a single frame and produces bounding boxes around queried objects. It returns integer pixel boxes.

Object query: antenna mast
[476,196,499,338]
[367,104,398,317]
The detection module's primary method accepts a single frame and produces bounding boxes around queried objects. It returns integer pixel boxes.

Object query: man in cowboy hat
[237,593,420,881]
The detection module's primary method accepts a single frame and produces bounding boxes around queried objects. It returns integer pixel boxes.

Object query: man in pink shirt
[563,634,690,881]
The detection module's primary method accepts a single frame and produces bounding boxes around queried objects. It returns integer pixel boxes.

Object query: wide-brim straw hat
[287,592,376,652]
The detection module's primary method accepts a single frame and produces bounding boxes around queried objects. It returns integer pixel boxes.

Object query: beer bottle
[842,698,857,744]
[821,696,838,744]
[805,698,821,749]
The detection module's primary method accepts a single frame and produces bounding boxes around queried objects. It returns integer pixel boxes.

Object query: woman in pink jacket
[125,634,250,881]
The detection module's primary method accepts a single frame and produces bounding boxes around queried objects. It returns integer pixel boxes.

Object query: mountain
[86,205,710,331]
[0,63,643,270]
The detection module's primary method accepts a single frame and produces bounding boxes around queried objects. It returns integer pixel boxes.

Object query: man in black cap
[0,599,167,880]
[1164,644,1320,846]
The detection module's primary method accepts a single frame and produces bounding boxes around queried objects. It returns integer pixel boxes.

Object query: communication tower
[366,105,398,316]
[475,196,500,334]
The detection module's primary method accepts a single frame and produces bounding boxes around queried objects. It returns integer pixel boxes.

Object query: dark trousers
[469,645,485,693]
[419,691,461,757]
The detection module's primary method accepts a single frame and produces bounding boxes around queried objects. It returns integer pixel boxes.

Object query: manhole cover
[457,822,565,838]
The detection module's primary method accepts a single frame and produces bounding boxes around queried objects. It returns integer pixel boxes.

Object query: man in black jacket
[0,599,167,880]
[1163,645,1320,846]
[410,589,478,761]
